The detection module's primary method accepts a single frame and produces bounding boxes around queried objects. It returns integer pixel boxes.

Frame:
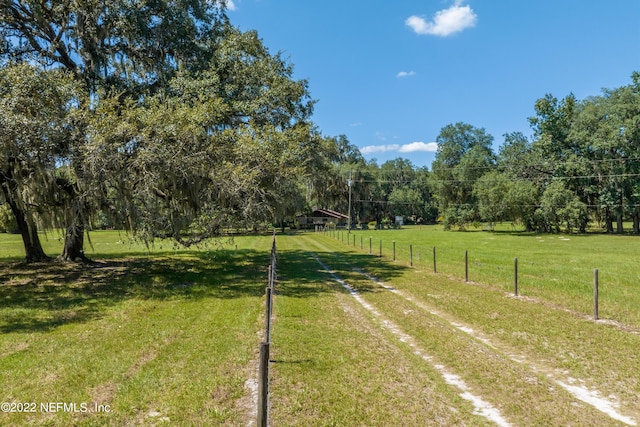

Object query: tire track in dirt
[303,233,639,425]
[311,253,513,427]
[353,267,638,426]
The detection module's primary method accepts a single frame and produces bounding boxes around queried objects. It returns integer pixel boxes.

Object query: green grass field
[333,225,640,327]
[1,228,639,425]
[1,231,273,426]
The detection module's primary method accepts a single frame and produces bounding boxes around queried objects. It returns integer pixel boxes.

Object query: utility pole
[347,171,353,235]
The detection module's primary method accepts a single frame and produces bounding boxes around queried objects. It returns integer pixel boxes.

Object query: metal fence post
[433,246,437,273]
[465,250,469,282]
[514,257,518,296]
[594,269,599,320]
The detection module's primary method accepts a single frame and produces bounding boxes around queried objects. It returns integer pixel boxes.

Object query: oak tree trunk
[58,218,88,262]
[1,181,49,262]
[616,204,624,234]
[605,207,614,233]
[55,176,89,263]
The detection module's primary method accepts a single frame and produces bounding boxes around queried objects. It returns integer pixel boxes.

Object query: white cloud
[406,1,477,37]
[397,70,416,78]
[360,142,438,155]
[399,141,439,153]
[360,144,400,154]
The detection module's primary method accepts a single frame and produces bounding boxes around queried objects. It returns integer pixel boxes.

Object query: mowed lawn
[270,232,640,426]
[2,228,640,425]
[336,224,640,327]
[0,231,272,426]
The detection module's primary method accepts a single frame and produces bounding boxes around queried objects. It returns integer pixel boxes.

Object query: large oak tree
[0,63,83,261]
[1,1,315,259]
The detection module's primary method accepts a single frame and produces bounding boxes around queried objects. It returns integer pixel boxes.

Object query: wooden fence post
[257,342,270,427]
[410,244,413,267]
[393,240,396,261]
[369,237,372,254]
[379,240,382,257]
[265,287,272,343]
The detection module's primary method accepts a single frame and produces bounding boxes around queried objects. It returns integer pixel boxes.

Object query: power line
[355,200,640,209]
[338,156,640,180]
[347,173,640,185]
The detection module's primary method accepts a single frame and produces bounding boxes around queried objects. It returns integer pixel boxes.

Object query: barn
[297,208,349,229]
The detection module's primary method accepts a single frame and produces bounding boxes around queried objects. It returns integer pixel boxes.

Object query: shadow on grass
[0,249,270,334]
[0,241,410,334]
[275,247,409,297]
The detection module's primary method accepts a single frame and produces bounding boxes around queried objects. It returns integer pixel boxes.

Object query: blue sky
[227,0,640,168]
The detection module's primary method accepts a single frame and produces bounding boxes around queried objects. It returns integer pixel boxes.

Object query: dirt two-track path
[269,234,639,426]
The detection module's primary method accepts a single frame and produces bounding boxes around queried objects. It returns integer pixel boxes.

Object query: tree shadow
[274,248,409,297]
[0,242,410,334]
[0,249,270,334]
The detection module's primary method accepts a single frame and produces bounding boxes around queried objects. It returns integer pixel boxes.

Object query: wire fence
[257,233,277,427]
[321,229,640,329]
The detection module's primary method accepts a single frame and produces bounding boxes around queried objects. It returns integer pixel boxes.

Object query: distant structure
[297,208,348,229]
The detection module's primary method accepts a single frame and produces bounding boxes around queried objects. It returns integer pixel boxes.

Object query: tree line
[306,74,640,234]
[1,1,639,264]
[432,75,640,234]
